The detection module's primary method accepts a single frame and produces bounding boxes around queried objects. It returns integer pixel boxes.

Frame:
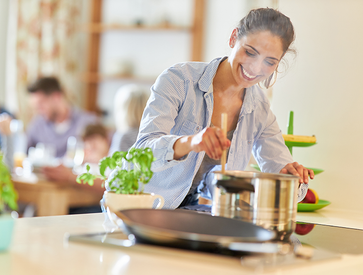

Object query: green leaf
[76,172,97,186]
[0,152,18,212]
[74,147,154,195]
[99,156,117,177]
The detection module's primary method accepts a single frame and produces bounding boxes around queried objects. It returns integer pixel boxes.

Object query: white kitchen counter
[297,208,363,230]
[1,210,363,275]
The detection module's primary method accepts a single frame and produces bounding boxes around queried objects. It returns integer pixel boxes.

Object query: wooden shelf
[79,72,156,84]
[84,0,205,112]
[80,23,192,33]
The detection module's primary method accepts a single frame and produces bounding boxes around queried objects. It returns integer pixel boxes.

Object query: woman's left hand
[280,162,314,184]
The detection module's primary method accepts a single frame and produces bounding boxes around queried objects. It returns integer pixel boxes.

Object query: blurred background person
[109,84,150,155]
[0,107,16,169]
[81,123,110,165]
[26,76,98,159]
[42,123,110,214]
[42,83,150,214]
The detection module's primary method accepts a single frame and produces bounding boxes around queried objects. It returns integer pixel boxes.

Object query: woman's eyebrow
[246,44,259,54]
[245,44,280,61]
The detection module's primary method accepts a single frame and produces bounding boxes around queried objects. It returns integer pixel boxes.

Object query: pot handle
[216,179,255,193]
[153,194,165,209]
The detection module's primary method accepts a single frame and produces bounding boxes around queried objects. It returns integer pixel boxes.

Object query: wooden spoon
[221,113,228,173]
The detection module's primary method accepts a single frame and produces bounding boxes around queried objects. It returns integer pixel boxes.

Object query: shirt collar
[241,86,255,115]
[198,56,228,93]
[198,56,257,115]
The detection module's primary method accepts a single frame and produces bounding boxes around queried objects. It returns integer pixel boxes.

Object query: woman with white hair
[109,84,150,155]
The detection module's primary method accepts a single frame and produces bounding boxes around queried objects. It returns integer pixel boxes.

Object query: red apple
[300,188,319,204]
[295,222,315,235]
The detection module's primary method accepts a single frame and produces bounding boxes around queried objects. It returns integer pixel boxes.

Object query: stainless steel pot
[212,171,300,241]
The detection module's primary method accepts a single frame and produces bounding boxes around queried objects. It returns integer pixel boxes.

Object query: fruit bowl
[297,200,331,212]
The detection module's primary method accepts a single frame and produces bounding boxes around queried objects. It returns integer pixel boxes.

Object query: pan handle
[226,242,291,254]
[216,179,255,193]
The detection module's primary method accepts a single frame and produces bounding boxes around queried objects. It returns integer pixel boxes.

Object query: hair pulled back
[237,8,295,55]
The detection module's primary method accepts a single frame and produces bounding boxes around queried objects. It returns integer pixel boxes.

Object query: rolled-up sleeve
[134,67,190,172]
[252,109,293,173]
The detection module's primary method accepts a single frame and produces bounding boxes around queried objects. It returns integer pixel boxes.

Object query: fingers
[280,168,288,174]
[203,128,222,159]
[191,127,231,159]
[280,162,314,184]
[215,128,231,150]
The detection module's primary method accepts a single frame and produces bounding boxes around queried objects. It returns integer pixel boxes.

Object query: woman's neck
[213,59,245,98]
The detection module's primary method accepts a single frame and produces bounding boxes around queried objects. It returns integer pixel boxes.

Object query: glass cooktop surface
[68,220,363,270]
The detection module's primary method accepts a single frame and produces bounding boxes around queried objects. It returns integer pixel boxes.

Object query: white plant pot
[103,191,165,229]
[104,191,164,211]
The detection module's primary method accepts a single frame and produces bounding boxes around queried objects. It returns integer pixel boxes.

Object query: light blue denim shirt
[109,57,307,209]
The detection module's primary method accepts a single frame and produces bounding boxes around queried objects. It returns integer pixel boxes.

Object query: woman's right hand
[174,127,231,160]
[190,127,230,159]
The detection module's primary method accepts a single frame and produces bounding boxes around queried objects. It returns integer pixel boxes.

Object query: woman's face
[228,30,284,88]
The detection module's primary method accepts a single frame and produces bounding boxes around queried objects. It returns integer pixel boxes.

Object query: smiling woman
[225,30,283,89]
[106,8,314,209]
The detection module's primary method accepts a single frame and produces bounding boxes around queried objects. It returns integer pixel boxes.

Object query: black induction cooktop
[68,222,363,256]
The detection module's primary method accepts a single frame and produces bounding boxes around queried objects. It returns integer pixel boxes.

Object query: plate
[250,164,324,175]
[298,200,331,212]
[305,167,324,175]
[285,141,316,148]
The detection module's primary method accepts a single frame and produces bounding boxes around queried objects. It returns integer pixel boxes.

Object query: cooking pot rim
[213,170,300,180]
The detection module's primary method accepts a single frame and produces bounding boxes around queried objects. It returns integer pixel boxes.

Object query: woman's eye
[265,60,276,66]
[245,50,255,56]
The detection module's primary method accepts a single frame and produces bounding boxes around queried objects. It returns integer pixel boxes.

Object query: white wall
[203,0,251,61]
[272,0,363,213]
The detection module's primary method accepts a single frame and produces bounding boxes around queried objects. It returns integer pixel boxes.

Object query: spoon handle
[221,113,228,173]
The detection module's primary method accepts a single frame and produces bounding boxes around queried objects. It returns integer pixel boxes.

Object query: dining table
[12,173,102,216]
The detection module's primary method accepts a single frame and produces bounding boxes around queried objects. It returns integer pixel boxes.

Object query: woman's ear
[229,28,238,48]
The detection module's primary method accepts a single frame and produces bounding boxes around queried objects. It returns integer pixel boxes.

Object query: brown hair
[237,8,295,54]
[237,8,296,88]
[27,76,63,95]
[82,123,108,141]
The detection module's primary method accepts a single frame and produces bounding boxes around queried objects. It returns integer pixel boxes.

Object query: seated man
[26,76,98,158]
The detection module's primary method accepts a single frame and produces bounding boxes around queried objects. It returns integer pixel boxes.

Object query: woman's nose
[249,59,264,75]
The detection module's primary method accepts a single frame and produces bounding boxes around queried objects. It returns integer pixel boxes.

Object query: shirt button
[196,126,200,131]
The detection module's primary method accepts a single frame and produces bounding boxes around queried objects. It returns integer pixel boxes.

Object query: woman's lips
[241,65,258,81]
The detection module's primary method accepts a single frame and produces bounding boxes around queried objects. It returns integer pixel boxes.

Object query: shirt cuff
[165,135,189,162]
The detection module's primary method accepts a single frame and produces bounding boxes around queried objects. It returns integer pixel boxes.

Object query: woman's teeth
[242,67,257,80]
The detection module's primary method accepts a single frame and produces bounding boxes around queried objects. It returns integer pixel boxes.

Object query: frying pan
[108,208,291,254]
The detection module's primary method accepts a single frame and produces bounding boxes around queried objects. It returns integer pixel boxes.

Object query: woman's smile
[241,65,258,81]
